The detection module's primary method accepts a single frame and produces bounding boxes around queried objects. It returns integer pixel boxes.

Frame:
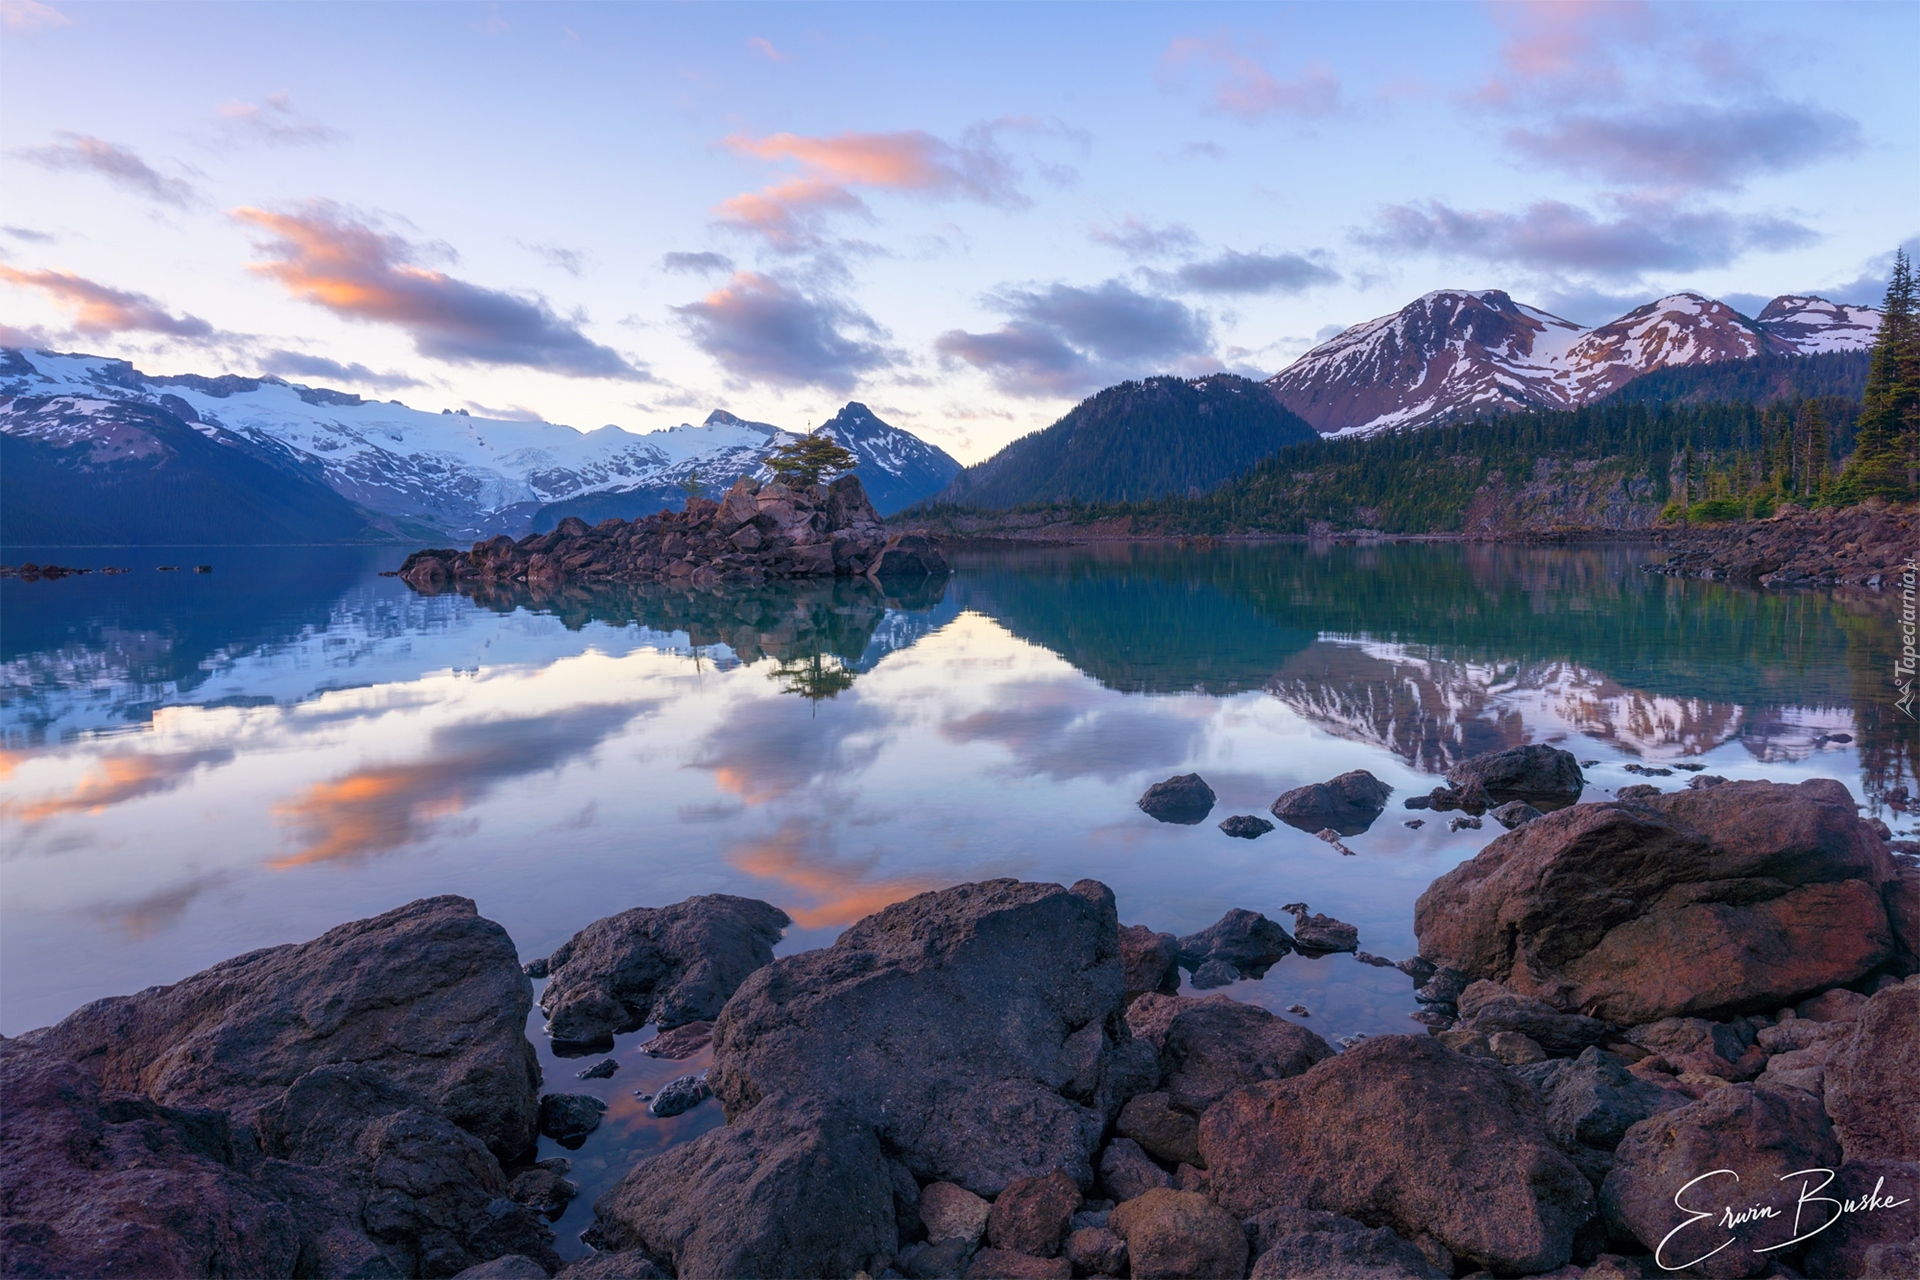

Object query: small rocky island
[398,474,947,593]
[4,764,1916,1279]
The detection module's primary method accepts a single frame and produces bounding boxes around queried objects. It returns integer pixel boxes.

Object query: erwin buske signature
[1656,1168,1911,1271]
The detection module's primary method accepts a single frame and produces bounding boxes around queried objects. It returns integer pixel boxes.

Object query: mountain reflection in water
[2,540,1913,1054]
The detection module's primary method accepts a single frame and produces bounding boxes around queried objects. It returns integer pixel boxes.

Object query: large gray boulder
[1200,1035,1593,1275]
[1445,743,1584,808]
[534,894,791,1049]
[21,895,541,1165]
[1416,780,1898,1025]
[1270,770,1392,836]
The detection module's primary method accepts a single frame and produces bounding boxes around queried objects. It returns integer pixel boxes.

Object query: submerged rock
[1489,800,1544,829]
[539,1092,609,1147]
[1281,902,1359,953]
[1445,744,1584,807]
[1218,813,1274,839]
[1174,907,1293,977]
[1138,773,1217,824]
[536,894,791,1049]
[647,1074,712,1119]
[1188,958,1241,989]
[1270,769,1392,836]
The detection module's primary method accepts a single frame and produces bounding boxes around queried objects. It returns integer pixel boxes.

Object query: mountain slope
[2,395,386,545]
[1268,291,1883,435]
[931,374,1317,509]
[816,401,962,515]
[1600,349,1871,408]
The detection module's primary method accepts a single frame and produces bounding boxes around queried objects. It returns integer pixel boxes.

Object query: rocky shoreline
[1646,501,1917,588]
[397,474,947,594]
[5,759,1917,1279]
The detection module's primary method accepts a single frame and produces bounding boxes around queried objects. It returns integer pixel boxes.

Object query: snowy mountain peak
[1755,295,1885,355]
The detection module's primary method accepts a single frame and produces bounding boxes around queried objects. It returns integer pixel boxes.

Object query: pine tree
[1838,248,1917,499]
[1799,400,1829,498]
[766,432,859,488]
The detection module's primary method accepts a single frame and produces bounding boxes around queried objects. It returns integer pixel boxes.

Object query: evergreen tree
[766,432,859,488]
[1838,248,1917,499]
[1799,400,1829,499]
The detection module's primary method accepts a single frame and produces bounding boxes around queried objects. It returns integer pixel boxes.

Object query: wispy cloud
[19,133,197,208]
[260,349,424,391]
[1168,250,1340,296]
[234,201,647,379]
[661,250,734,276]
[216,91,342,147]
[747,35,790,62]
[0,266,213,337]
[728,817,937,929]
[520,241,586,275]
[1505,99,1862,190]
[1090,217,1199,259]
[3,226,55,244]
[1158,35,1343,120]
[0,749,232,823]
[0,0,69,33]
[936,278,1213,398]
[675,270,896,391]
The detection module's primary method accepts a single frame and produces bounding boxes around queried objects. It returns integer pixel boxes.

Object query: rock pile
[1648,499,1918,588]
[398,474,946,593]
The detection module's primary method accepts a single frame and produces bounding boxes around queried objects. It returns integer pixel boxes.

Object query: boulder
[1798,987,1870,1021]
[1455,981,1610,1057]
[1065,1225,1129,1276]
[1446,744,1584,807]
[647,1073,711,1119]
[962,1249,1071,1279]
[1158,994,1335,1116]
[642,1020,714,1060]
[986,1169,1081,1257]
[1490,800,1545,829]
[1270,770,1392,836]
[1174,909,1293,977]
[451,1257,551,1279]
[551,1253,671,1279]
[1201,1035,1593,1275]
[1822,982,1920,1161]
[588,1098,898,1280]
[1107,1188,1248,1280]
[1124,992,1185,1053]
[1534,1047,1686,1150]
[1622,1016,1748,1064]
[1188,959,1240,989]
[1245,1207,1448,1280]
[536,894,791,1049]
[1117,1092,1203,1168]
[1888,864,1920,974]
[1118,925,1180,1002]
[1601,1084,1843,1277]
[20,895,540,1166]
[703,879,1137,1196]
[1280,902,1358,953]
[538,1092,608,1147]
[1138,774,1217,825]
[1219,814,1274,839]
[1798,1158,1920,1280]
[1415,780,1899,1025]
[868,531,949,581]
[510,1161,580,1219]
[1099,1136,1172,1202]
[921,1181,992,1247]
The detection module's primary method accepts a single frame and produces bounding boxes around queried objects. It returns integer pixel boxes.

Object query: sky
[1,1,1915,464]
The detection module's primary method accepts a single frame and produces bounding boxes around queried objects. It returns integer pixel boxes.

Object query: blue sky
[2,1,1914,462]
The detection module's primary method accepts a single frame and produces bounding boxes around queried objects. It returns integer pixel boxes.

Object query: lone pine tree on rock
[766,432,859,488]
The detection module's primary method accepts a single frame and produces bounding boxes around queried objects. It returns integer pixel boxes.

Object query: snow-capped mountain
[1268,291,1882,435]
[0,348,960,540]
[816,401,962,515]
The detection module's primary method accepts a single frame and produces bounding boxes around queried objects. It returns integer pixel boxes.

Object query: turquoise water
[3,540,1910,1252]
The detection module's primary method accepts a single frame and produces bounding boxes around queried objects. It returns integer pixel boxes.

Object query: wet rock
[1118,925,1180,1002]
[1174,908,1293,977]
[1245,1207,1447,1280]
[1280,902,1359,953]
[577,1057,619,1080]
[539,1093,608,1147]
[1404,817,1426,828]
[962,1248,1071,1279]
[1799,1158,1920,1280]
[1202,1035,1594,1275]
[1117,1091,1203,1168]
[1159,994,1335,1116]
[642,1020,714,1060]
[1447,744,1585,807]
[536,894,790,1049]
[1107,1188,1248,1280]
[1218,814,1274,839]
[1822,982,1920,1161]
[510,1161,580,1219]
[1189,959,1241,989]
[1099,1136,1172,1202]
[704,879,1134,1196]
[921,1181,992,1246]
[1456,982,1610,1057]
[1449,814,1483,831]
[1138,773,1217,825]
[1689,774,1729,789]
[646,1073,711,1119]
[1270,769,1393,836]
[589,1097,897,1280]
[1355,951,1397,968]
[1601,1084,1842,1277]
[1490,800,1545,829]
[1313,828,1356,855]
[986,1169,1081,1257]
[1415,780,1899,1025]
[1615,783,1662,800]
[1065,1225,1129,1276]
[1415,967,1471,1006]
[1622,763,1672,777]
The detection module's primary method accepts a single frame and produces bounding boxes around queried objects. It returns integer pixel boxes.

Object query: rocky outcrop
[1136,773,1216,825]
[532,894,791,1050]
[1117,925,1179,1003]
[1822,980,1920,1161]
[1445,743,1584,808]
[1269,769,1391,836]
[1200,1035,1594,1275]
[1415,779,1899,1024]
[399,474,947,593]
[1648,501,1918,589]
[1156,995,1334,1116]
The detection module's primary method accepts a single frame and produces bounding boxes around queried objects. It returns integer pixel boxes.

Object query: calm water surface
[4,540,1913,1254]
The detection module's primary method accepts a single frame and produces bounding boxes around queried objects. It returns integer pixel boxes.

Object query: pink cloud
[1159,36,1343,120]
[0,265,212,337]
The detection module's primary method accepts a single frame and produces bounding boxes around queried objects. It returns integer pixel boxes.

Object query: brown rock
[1415,780,1898,1025]
[642,1020,714,1060]
[1159,994,1334,1115]
[1823,983,1920,1161]
[1457,981,1610,1056]
[1098,1137,1172,1203]
[1108,1188,1248,1280]
[963,1247,1072,1279]
[1200,1035,1593,1275]
[987,1169,1081,1258]
[1244,1206,1447,1279]
[1125,992,1185,1053]
[1117,1091,1203,1168]
[1799,1159,1920,1279]
[922,1180,993,1246]
[1065,1225,1129,1276]
[1798,987,1869,1022]
[1887,864,1920,974]
[1119,924,1180,1002]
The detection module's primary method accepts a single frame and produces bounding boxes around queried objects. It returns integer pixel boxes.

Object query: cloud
[217,92,342,147]
[19,133,197,208]
[1090,217,1199,259]
[662,250,734,275]
[747,35,790,62]
[713,177,868,251]
[270,704,645,865]
[1506,99,1862,190]
[3,226,55,243]
[675,271,895,391]
[0,266,214,337]
[0,0,68,32]
[0,748,233,823]
[1816,236,1920,309]
[260,349,424,391]
[1159,36,1343,119]
[1357,196,1817,280]
[692,693,888,805]
[935,278,1214,398]
[520,241,585,275]
[941,682,1208,782]
[234,201,646,379]
[727,817,938,928]
[1171,249,1339,296]
[1470,0,1653,107]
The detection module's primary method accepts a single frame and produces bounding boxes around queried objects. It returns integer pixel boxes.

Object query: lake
[3,539,1912,1255]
